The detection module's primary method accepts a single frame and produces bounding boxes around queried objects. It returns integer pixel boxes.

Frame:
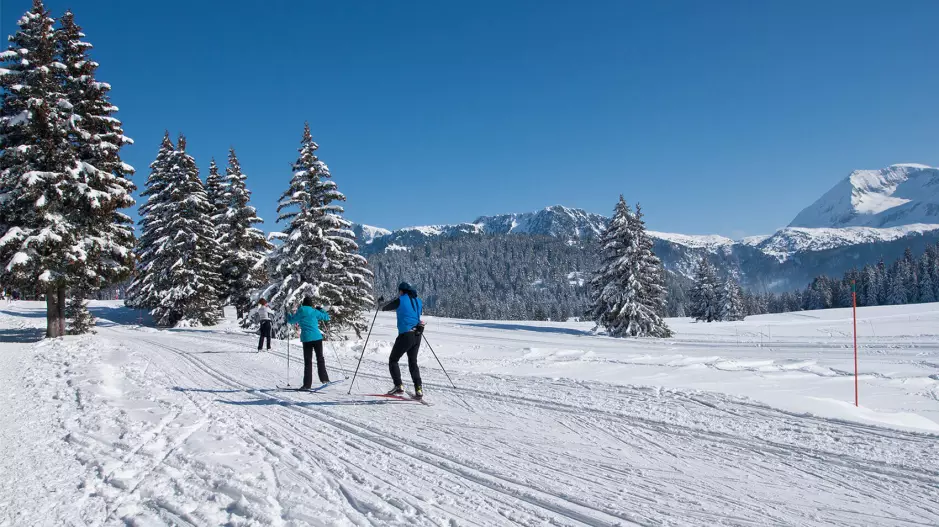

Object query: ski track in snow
[1,303,938,526]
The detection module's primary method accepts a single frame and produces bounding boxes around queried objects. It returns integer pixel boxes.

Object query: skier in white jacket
[257,298,273,352]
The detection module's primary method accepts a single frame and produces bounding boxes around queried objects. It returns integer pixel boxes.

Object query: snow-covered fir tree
[886,264,907,306]
[204,158,229,301]
[127,133,223,326]
[689,257,721,322]
[718,277,746,322]
[205,159,228,221]
[0,1,121,337]
[588,196,671,338]
[54,9,136,332]
[861,265,881,307]
[257,123,373,337]
[125,133,174,311]
[322,225,374,338]
[66,292,96,335]
[630,204,672,336]
[218,148,272,319]
[919,253,936,303]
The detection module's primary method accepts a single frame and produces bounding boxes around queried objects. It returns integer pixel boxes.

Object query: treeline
[682,242,939,319]
[761,244,939,313]
[369,229,690,323]
[127,124,373,334]
[370,235,595,320]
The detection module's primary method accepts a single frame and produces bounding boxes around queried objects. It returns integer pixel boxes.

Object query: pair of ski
[276,380,342,393]
[274,382,431,405]
[366,392,432,406]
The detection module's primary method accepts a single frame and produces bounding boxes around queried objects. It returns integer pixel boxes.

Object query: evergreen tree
[66,292,95,335]
[126,133,174,310]
[887,262,907,306]
[53,10,136,332]
[919,254,936,303]
[219,148,273,319]
[841,269,860,307]
[689,257,721,322]
[630,204,671,336]
[205,158,229,302]
[862,264,881,307]
[876,259,888,305]
[205,159,228,221]
[903,247,918,303]
[587,196,671,337]
[719,277,746,321]
[259,123,373,337]
[0,1,79,337]
[127,134,222,326]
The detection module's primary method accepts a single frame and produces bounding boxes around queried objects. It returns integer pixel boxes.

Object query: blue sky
[4,1,939,237]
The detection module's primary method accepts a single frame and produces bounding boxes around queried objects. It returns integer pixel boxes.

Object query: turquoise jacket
[286,305,329,342]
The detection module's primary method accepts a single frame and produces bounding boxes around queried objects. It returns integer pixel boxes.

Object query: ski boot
[387,385,405,396]
[414,387,424,401]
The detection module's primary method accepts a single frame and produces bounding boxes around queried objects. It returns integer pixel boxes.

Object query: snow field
[1,301,938,526]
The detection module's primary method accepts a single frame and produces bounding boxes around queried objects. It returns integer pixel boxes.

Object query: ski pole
[286,322,291,387]
[326,330,346,379]
[421,333,456,389]
[348,304,382,394]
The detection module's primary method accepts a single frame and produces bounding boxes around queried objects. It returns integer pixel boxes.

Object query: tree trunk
[46,285,63,338]
[58,286,66,335]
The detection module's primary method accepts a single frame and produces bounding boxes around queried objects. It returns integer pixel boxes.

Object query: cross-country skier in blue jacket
[286,296,331,389]
[381,282,425,399]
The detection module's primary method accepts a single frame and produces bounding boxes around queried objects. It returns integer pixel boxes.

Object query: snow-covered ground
[1,301,937,526]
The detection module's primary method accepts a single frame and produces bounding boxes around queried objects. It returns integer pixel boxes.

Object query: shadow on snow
[215,397,403,408]
[89,305,156,327]
[0,327,44,343]
[459,321,588,336]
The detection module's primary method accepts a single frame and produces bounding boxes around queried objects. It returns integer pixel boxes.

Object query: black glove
[378,296,385,303]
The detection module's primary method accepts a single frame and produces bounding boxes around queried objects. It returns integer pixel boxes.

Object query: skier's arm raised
[381,298,400,312]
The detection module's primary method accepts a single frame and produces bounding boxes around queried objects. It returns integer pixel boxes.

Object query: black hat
[398,282,415,294]
[302,296,315,307]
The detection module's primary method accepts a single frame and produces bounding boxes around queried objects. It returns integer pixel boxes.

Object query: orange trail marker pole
[852,279,858,407]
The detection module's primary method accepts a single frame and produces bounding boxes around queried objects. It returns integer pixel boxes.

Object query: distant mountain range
[354,205,607,254]
[355,164,939,292]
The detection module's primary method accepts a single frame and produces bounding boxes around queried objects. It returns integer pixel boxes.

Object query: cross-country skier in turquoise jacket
[286,297,331,389]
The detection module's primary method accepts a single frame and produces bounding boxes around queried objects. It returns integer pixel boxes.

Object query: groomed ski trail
[92,323,939,525]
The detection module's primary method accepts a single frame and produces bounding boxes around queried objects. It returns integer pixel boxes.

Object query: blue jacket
[382,292,423,334]
[286,305,329,342]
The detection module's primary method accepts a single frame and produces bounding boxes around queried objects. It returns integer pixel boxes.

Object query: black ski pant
[302,339,329,388]
[389,331,422,389]
[258,320,272,350]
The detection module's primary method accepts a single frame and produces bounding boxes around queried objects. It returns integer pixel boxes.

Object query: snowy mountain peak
[647,231,736,250]
[352,224,392,245]
[473,205,608,239]
[790,164,939,229]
